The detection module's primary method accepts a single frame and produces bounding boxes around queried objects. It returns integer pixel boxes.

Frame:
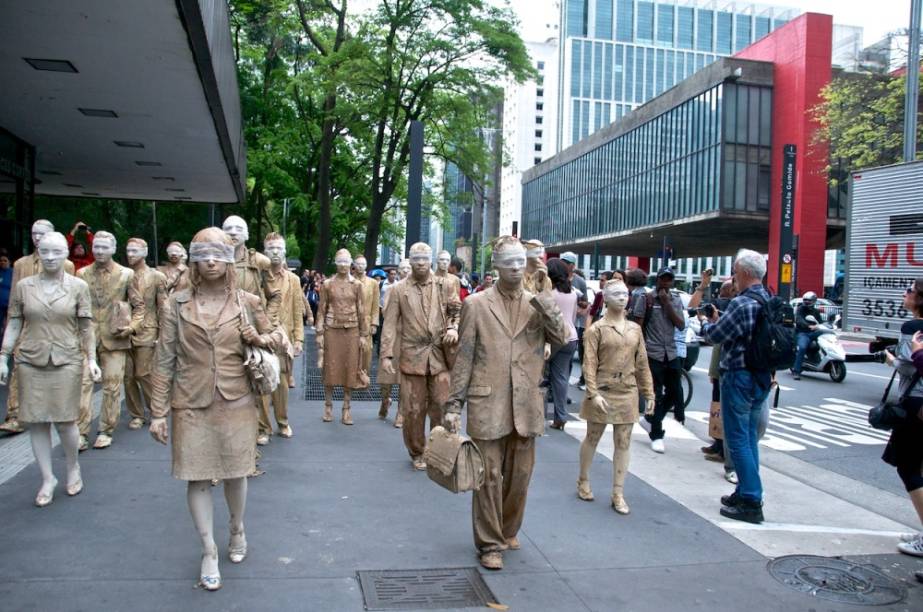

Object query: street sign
[781,263,792,283]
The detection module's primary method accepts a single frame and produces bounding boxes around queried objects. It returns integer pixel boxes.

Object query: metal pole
[152,201,159,267]
[405,120,424,255]
[905,0,922,162]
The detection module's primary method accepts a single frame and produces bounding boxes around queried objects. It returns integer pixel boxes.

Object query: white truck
[844,160,923,350]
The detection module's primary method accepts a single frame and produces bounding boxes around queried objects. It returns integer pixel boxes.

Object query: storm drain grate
[302,333,397,401]
[767,555,907,606]
[357,567,498,610]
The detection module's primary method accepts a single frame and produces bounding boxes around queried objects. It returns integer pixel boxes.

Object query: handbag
[868,371,919,431]
[424,426,485,493]
[108,300,132,336]
[236,291,280,396]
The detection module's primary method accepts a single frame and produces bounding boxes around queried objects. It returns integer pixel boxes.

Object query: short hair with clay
[127,237,147,248]
[94,231,117,246]
[264,232,284,245]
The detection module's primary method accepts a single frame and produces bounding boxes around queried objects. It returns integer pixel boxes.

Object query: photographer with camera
[67,221,95,272]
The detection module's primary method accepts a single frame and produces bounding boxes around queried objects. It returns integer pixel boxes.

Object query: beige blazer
[150,289,282,416]
[359,276,381,331]
[265,269,305,344]
[78,262,144,351]
[130,264,167,347]
[380,275,461,376]
[446,286,567,440]
[9,274,92,366]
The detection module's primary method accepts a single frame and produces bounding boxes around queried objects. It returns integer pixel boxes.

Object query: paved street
[0,336,921,611]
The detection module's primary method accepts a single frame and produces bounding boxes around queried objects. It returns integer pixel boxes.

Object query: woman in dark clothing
[883,279,923,559]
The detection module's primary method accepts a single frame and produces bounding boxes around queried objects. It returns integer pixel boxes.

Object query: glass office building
[523,58,773,247]
[558,0,796,150]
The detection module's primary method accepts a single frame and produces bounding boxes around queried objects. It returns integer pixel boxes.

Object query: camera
[698,304,716,318]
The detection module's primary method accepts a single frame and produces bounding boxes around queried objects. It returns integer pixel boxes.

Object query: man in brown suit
[124,238,167,430]
[77,231,145,449]
[259,233,304,440]
[444,236,566,571]
[1,220,75,433]
[380,243,460,470]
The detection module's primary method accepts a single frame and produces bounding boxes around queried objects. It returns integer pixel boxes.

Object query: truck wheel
[828,361,846,383]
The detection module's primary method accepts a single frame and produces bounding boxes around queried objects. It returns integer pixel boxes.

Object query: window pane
[625,46,634,101]
[657,4,674,46]
[596,0,613,39]
[635,48,644,103]
[697,10,714,52]
[678,7,694,49]
[755,16,770,40]
[571,40,581,97]
[735,14,752,52]
[616,0,634,42]
[593,42,603,98]
[717,12,732,54]
[604,43,613,99]
[566,0,587,37]
[637,2,654,44]
[582,41,592,97]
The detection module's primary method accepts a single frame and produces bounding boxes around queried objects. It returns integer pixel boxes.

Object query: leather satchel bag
[108,300,132,337]
[424,426,485,493]
[236,291,280,396]
[868,371,917,431]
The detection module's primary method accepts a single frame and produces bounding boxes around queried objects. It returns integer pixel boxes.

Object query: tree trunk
[312,93,337,271]
[363,191,390,267]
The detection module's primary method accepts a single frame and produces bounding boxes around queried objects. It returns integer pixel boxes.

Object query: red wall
[735,13,832,295]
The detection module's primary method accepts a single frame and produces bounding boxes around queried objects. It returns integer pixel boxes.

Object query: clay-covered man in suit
[443,236,566,571]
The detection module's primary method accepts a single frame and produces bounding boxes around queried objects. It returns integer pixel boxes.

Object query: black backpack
[744,292,796,372]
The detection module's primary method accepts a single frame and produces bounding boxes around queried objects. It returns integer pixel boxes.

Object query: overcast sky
[503,0,915,48]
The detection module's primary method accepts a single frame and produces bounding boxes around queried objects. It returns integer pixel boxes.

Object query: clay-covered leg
[341,388,353,425]
[323,386,334,422]
[54,422,81,492]
[187,480,219,582]
[578,421,606,500]
[611,423,634,514]
[223,477,248,563]
[29,423,57,503]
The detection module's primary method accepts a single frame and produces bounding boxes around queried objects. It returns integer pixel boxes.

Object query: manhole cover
[768,555,907,606]
[302,332,397,401]
[357,567,498,610]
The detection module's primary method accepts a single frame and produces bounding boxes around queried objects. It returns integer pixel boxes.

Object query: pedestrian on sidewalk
[377,259,410,426]
[560,252,589,388]
[546,258,579,430]
[444,236,567,571]
[577,279,654,514]
[630,267,685,453]
[700,249,773,524]
[0,232,100,507]
[881,280,923,558]
[149,226,284,592]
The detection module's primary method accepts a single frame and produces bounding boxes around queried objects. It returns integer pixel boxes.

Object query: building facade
[557,0,798,152]
[500,39,560,236]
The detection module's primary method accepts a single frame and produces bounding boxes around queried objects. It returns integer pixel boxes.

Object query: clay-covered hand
[150,417,168,445]
[294,341,304,357]
[543,342,551,360]
[382,357,395,375]
[443,412,461,434]
[443,328,459,346]
[361,334,372,353]
[371,325,378,337]
[88,360,102,383]
[114,326,133,339]
[0,358,8,386]
[240,324,263,347]
[589,394,609,412]
[643,398,656,416]
[533,261,548,290]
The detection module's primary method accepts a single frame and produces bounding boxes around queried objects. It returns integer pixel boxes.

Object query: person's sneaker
[93,434,112,449]
[897,534,923,557]
[256,433,270,446]
[720,500,764,524]
[899,532,922,543]
[127,417,145,430]
[78,435,89,452]
[479,551,503,570]
[278,425,293,438]
[651,439,665,453]
[705,453,724,463]
[724,471,739,484]
[721,492,742,507]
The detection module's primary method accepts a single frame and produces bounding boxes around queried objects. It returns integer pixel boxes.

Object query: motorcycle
[797,315,847,382]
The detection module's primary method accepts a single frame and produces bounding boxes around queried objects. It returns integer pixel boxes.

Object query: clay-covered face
[167,245,185,264]
[31,221,54,249]
[37,233,68,274]
[93,237,116,265]
[265,239,286,266]
[222,216,249,247]
[409,248,433,279]
[334,253,352,275]
[355,256,368,275]
[196,259,227,282]
[125,242,148,266]
[493,244,527,286]
[398,259,411,279]
[436,252,451,273]
[604,280,630,311]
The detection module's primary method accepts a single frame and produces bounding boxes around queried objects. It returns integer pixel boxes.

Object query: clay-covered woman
[149,227,283,591]
[577,279,654,514]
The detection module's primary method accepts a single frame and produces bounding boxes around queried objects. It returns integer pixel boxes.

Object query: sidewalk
[0,349,921,611]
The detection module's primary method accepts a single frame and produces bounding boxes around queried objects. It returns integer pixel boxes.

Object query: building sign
[778,144,797,299]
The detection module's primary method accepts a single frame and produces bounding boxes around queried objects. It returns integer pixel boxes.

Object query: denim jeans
[549,340,578,423]
[720,369,771,503]
[792,330,823,374]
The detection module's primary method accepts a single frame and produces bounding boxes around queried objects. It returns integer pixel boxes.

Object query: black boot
[721,492,741,507]
[720,499,764,524]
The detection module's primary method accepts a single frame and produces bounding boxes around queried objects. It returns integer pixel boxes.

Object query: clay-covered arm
[582,326,601,400]
[248,297,284,350]
[292,277,305,347]
[635,337,655,401]
[444,280,461,331]
[369,281,380,333]
[379,286,400,361]
[315,284,327,337]
[155,274,168,317]
[356,282,369,337]
[262,270,282,325]
[445,300,476,415]
[127,273,146,335]
[150,299,177,419]
[530,290,567,348]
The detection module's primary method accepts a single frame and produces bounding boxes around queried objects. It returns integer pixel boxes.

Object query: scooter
[798,316,847,382]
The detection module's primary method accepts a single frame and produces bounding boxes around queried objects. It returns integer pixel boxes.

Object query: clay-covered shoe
[505,536,521,550]
[378,397,391,419]
[577,479,594,501]
[611,494,630,515]
[127,417,145,430]
[228,530,248,564]
[394,412,404,428]
[256,433,270,446]
[322,402,333,422]
[341,406,353,425]
[479,551,503,570]
[34,478,57,508]
[0,418,24,434]
[93,434,112,449]
[66,466,83,497]
[278,425,293,438]
[412,456,427,471]
[78,435,89,452]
